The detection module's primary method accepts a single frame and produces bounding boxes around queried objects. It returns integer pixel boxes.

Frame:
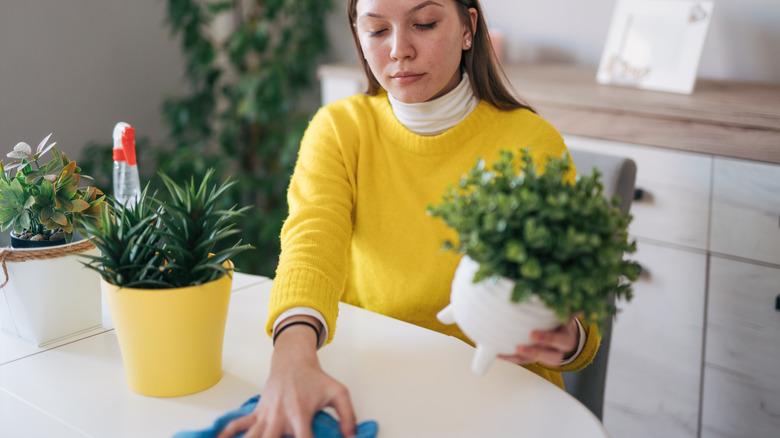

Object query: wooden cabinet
[565,136,712,250]
[317,63,780,438]
[710,157,780,265]
[319,65,366,110]
[604,242,706,438]
[565,139,780,438]
[701,157,780,438]
[497,67,780,438]
[702,257,780,438]
[565,135,711,438]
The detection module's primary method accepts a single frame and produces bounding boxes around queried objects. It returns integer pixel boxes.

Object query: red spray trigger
[122,126,136,166]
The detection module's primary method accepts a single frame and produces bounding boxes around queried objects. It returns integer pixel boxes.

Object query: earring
[466,39,471,47]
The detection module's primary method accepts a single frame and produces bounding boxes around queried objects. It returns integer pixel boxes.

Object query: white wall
[1,0,777,157]
[0,0,184,157]
[325,0,780,84]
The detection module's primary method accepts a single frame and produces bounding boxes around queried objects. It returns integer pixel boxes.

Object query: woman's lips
[391,72,424,84]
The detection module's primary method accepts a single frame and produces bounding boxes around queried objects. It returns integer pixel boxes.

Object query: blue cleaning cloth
[173,395,379,438]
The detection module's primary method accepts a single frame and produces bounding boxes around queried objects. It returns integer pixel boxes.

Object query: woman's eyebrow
[359,1,444,20]
[406,1,444,15]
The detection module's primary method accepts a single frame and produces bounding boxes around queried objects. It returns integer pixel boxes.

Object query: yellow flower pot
[101,263,233,397]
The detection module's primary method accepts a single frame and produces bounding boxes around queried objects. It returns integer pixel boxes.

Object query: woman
[221,1,599,437]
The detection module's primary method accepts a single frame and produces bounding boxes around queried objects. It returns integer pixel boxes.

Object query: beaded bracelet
[272,320,320,346]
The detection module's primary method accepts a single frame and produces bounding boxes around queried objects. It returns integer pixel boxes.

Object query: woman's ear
[463,7,478,50]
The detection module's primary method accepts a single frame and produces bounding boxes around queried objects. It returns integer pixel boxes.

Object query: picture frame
[596,0,714,94]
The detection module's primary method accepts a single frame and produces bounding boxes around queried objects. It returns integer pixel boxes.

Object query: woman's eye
[368,29,387,37]
[415,22,437,31]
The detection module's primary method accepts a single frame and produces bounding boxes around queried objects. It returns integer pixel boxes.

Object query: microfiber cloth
[173,395,379,438]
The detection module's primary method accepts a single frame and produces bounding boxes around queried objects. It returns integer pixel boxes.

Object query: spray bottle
[112,122,141,208]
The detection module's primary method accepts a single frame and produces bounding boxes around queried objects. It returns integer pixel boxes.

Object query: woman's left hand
[498,317,580,367]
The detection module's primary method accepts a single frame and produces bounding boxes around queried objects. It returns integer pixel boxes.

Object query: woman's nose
[389,31,415,60]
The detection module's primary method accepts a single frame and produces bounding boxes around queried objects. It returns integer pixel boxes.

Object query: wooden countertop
[504,65,780,164]
[318,64,780,164]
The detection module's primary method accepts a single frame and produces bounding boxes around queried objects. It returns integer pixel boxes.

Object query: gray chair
[562,148,637,421]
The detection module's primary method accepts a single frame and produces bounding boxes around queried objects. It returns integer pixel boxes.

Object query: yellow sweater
[267,91,600,388]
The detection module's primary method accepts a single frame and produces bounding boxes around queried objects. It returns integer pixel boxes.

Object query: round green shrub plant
[427,149,641,330]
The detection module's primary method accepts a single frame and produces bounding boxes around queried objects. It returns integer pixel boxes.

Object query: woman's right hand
[218,318,357,438]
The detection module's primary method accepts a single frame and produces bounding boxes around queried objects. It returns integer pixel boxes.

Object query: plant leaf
[51,211,68,226]
[9,142,32,159]
[35,133,53,154]
[69,198,90,212]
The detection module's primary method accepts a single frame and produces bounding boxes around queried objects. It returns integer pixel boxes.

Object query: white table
[0,273,609,437]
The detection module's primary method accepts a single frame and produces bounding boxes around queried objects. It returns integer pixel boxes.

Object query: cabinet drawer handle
[776,295,780,312]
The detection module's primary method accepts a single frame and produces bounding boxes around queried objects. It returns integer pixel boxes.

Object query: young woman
[220,1,599,437]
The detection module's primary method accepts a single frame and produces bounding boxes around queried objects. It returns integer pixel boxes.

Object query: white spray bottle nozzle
[113,122,131,150]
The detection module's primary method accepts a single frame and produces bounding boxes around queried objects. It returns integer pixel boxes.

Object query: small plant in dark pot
[428,149,641,375]
[0,133,105,248]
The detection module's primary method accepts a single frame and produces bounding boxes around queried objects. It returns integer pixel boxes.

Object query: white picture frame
[597,0,714,94]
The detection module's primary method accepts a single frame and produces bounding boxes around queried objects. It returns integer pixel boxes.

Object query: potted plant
[0,133,104,246]
[0,133,107,346]
[81,169,252,397]
[428,149,641,375]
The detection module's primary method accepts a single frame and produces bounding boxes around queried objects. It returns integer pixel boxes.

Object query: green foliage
[81,169,252,289]
[78,0,332,275]
[0,134,106,242]
[427,150,641,329]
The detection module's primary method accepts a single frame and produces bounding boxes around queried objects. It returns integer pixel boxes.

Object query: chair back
[562,147,637,421]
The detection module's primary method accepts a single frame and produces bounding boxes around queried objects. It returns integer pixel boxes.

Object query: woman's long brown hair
[346,0,534,112]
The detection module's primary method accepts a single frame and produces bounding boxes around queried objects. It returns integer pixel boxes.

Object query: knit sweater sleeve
[545,319,601,373]
[265,104,356,344]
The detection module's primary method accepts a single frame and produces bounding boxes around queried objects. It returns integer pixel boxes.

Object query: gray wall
[0,0,184,159]
[325,0,780,84]
[1,0,778,158]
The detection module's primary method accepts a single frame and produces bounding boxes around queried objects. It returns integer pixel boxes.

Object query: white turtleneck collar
[388,72,479,136]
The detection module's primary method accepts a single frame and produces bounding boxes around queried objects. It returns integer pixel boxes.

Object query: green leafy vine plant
[82,169,252,289]
[0,133,105,243]
[79,0,332,275]
[427,149,641,330]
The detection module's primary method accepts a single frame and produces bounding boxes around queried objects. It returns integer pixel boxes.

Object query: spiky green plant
[81,187,165,288]
[82,169,252,289]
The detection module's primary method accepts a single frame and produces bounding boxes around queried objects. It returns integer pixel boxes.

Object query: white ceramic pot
[0,240,102,346]
[437,256,560,375]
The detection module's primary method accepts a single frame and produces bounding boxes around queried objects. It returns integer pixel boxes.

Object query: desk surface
[0,273,608,437]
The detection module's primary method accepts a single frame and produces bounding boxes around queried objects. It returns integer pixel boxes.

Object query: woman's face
[355,0,476,103]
